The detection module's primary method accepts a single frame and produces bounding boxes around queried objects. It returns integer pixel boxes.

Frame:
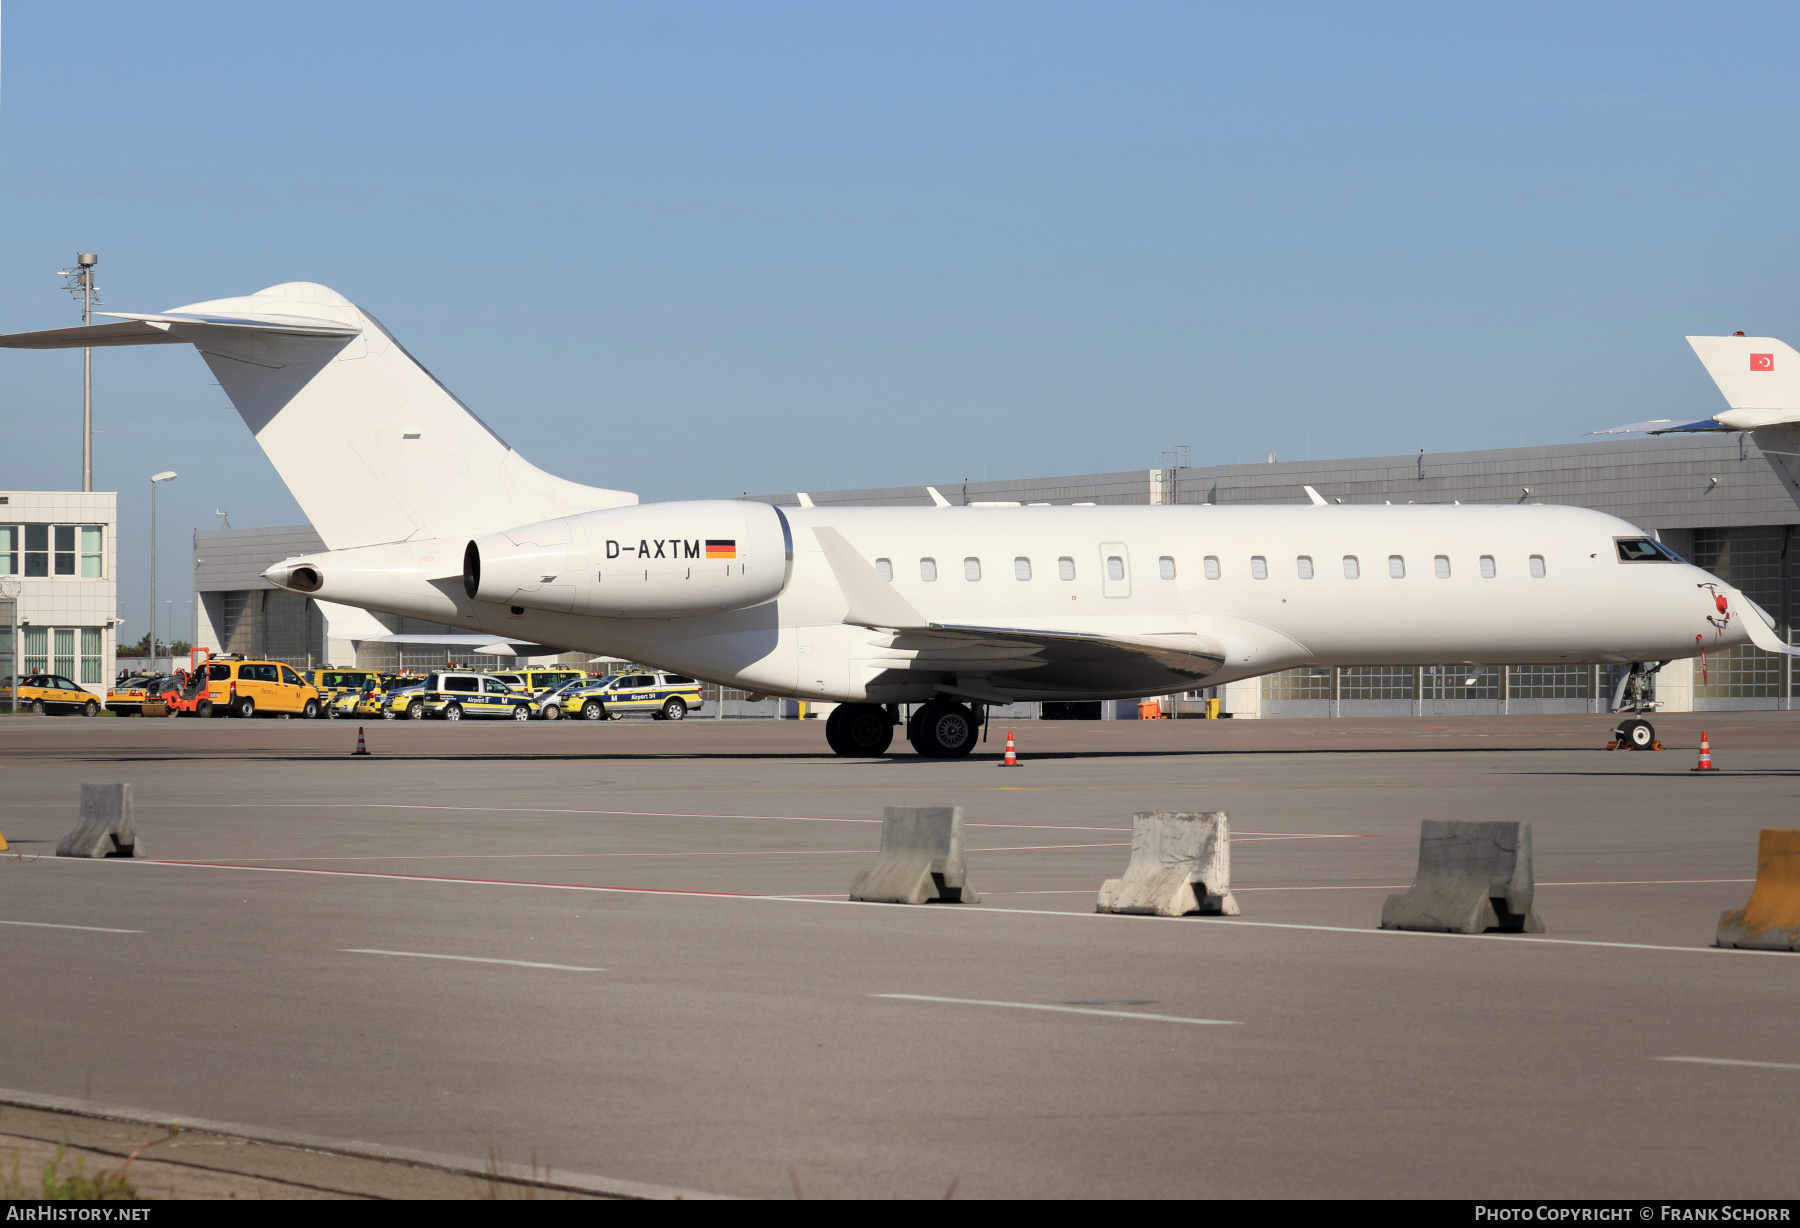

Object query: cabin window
[1203,556,1221,580]
[1158,556,1175,580]
[1388,555,1406,579]
[875,558,893,582]
[1015,557,1031,581]
[919,557,937,582]
[1529,554,1546,578]
[1058,556,1076,581]
[1106,555,1126,582]
[1343,555,1359,579]
[964,557,982,581]
[1250,556,1268,580]
[1297,555,1314,579]
[1434,555,1451,579]
[1480,555,1496,578]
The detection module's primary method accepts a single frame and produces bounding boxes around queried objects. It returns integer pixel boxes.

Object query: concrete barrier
[1096,811,1240,917]
[55,783,148,859]
[1716,829,1800,951]
[849,806,979,904]
[1380,819,1541,934]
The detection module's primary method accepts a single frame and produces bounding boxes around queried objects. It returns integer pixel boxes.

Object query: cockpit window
[1617,538,1678,563]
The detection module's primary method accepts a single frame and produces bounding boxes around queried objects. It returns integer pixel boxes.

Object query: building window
[80,628,101,684]
[1058,556,1076,581]
[1250,556,1268,580]
[53,627,75,677]
[1106,555,1126,582]
[1343,555,1359,579]
[1480,555,1496,578]
[1015,557,1032,581]
[23,626,46,673]
[80,527,103,578]
[1434,555,1451,579]
[874,558,893,582]
[1203,556,1221,580]
[54,526,77,576]
[1388,555,1406,579]
[1158,556,1176,580]
[24,525,47,577]
[964,557,982,581]
[919,558,938,582]
[0,627,10,681]
[0,526,15,575]
[1297,555,1314,579]
[1529,555,1546,578]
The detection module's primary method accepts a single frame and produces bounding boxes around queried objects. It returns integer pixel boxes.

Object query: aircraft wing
[811,525,1301,697]
[1591,417,1731,435]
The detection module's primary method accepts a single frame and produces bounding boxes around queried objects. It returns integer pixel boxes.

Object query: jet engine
[464,500,792,618]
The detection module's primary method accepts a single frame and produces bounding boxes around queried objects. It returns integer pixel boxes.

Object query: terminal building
[189,431,1800,717]
[0,490,120,688]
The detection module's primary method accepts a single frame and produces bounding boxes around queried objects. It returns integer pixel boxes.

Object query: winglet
[812,527,928,629]
[925,486,952,508]
[1303,485,1327,506]
[1734,591,1800,656]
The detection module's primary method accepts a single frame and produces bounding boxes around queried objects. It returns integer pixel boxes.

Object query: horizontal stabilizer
[1688,335,1800,429]
[102,310,361,336]
[1591,417,1731,435]
[0,320,185,349]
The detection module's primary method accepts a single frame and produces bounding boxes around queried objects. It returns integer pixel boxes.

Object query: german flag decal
[706,539,737,559]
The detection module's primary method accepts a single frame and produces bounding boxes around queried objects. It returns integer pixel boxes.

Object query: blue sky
[2,1,1798,637]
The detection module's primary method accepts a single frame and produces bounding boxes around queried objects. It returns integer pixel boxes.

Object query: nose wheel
[1612,717,1657,750]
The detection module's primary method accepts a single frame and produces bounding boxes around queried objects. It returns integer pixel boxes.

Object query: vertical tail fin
[0,281,635,550]
[1687,335,1800,429]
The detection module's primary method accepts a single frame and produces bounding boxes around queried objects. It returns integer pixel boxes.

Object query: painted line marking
[987,878,1756,895]
[871,993,1237,1026]
[155,803,1371,839]
[85,860,1786,958]
[1653,1057,1800,1071]
[0,919,143,934]
[148,842,1129,864]
[341,949,603,972]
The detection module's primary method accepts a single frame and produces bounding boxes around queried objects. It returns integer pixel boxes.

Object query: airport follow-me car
[3,281,1788,757]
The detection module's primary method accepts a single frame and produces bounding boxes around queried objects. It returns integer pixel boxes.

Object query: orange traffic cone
[1691,731,1717,772]
[352,726,371,757]
[1000,730,1018,767]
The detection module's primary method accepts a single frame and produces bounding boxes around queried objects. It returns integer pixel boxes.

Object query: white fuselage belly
[301,503,1743,704]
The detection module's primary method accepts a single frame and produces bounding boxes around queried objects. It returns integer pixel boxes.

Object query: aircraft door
[1099,542,1131,599]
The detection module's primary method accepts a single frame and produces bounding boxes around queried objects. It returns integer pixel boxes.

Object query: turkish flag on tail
[1751,353,1774,370]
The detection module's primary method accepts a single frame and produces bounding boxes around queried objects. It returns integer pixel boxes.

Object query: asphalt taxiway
[1,712,1795,1198]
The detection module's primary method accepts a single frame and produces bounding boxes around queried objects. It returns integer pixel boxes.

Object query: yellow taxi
[194,656,323,719]
[106,673,179,717]
[9,673,102,717]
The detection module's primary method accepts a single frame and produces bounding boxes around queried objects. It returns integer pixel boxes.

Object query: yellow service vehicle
[407,671,542,721]
[195,656,323,719]
[573,671,704,720]
[307,668,381,704]
[488,668,587,695]
[10,673,102,716]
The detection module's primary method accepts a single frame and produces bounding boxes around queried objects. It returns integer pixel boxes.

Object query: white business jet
[0,282,1775,757]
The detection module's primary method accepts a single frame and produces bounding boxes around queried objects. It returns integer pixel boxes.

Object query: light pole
[60,254,100,492]
[0,577,18,714]
[150,472,177,664]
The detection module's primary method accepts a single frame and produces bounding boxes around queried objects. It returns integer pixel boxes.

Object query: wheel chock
[1716,830,1800,951]
[1096,811,1240,917]
[849,806,979,904]
[56,783,148,859]
[1380,819,1542,934]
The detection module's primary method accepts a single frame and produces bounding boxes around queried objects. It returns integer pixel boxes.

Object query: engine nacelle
[464,500,792,618]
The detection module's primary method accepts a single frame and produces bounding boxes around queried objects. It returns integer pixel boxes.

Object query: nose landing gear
[1609,661,1666,751]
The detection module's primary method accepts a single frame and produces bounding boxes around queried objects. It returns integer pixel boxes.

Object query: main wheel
[512,705,531,721]
[582,700,606,721]
[235,696,256,719]
[302,699,320,719]
[826,703,895,757]
[907,700,979,758]
[661,698,687,721]
[1615,717,1655,750]
[444,703,463,722]
[408,702,426,720]
[82,700,98,718]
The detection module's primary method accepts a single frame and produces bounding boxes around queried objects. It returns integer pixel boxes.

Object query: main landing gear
[822,699,984,758]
